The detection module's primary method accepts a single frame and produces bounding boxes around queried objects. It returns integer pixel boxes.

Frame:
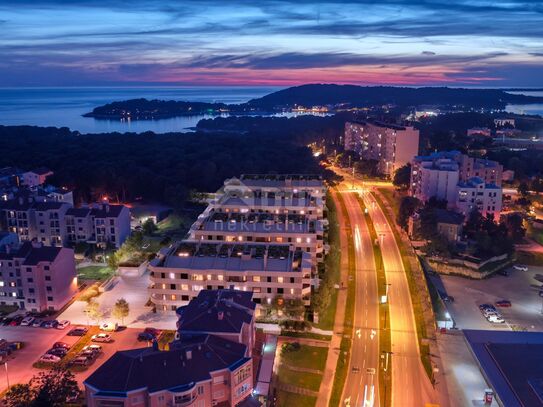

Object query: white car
[487,315,505,324]
[39,354,61,363]
[100,322,118,332]
[56,320,70,330]
[91,333,113,343]
[83,344,102,353]
[20,316,34,326]
[513,264,528,272]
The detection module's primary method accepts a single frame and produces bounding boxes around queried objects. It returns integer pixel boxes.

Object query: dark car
[137,332,155,342]
[67,327,88,336]
[47,348,68,358]
[496,300,512,307]
[1,318,13,326]
[53,341,71,350]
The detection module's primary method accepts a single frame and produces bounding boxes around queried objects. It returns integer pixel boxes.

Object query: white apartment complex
[149,242,312,312]
[0,242,77,312]
[411,151,503,217]
[0,198,131,248]
[455,177,502,220]
[344,121,419,175]
[149,174,327,314]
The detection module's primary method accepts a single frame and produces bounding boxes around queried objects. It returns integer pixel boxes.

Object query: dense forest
[0,126,333,208]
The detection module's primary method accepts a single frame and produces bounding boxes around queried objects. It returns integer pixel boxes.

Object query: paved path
[315,189,349,407]
[277,382,319,397]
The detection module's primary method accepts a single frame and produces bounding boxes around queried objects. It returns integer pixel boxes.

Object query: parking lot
[432,265,543,331]
[0,324,157,392]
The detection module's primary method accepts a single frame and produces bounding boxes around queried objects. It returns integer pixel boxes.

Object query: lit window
[253,276,261,282]
[169,272,175,279]
[296,237,302,243]
[181,284,189,291]
[218,275,224,281]
[278,277,284,283]
[290,288,294,294]
[207,274,212,280]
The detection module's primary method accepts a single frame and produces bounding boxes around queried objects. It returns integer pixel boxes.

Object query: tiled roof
[84,334,249,394]
[91,204,126,218]
[178,289,255,335]
[66,207,92,217]
[21,244,62,265]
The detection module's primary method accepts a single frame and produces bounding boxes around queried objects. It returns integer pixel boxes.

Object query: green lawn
[313,192,341,330]
[276,390,316,407]
[277,365,323,392]
[281,344,328,371]
[77,266,114,281]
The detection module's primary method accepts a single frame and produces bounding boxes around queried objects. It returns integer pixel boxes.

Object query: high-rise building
[344,121,419,175]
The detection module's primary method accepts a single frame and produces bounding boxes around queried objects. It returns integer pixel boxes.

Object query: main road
[334,166,438,406]
[337,185,380,407]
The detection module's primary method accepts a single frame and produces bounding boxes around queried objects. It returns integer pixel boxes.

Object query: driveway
[59,272,178,330]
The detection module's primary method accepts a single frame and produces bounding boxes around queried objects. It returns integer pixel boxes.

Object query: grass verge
[276,390,316,407]
[280,344,328,371]
[373,190,433,382]
[313,192,341,330]
[280,331,331,341]
[356,195,392,407]
[329,190,356,407]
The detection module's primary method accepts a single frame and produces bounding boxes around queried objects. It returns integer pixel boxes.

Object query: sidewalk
[316,190,349,407]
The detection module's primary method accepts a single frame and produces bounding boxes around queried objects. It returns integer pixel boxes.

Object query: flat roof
[464,330,543,407]
[157,242,308,273]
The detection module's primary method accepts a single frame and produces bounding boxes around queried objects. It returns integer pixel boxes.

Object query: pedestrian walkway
[276,382,319,397]
[316,190,350,407]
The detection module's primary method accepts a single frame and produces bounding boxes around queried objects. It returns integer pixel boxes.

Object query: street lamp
[4,362,9,390]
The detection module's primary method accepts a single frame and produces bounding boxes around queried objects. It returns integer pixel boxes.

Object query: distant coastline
[82,84,543,122]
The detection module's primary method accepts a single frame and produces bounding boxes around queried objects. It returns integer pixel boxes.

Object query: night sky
[2,1,543,87]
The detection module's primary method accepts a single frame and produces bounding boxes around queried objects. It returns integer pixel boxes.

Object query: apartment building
[91,204,131,248]
[0,199,130,249]
[410,154,460,207]
[228,174,326,199]
[210,177,325,221]
[175,289,256,357]
[0,242,77,312]
[190,211,323,264]
[455,177,502,220]
[21,167,54,188]
[411,151,503,206]
[85,289,258,407]
[149,241,312,312]
[344,120,419,175]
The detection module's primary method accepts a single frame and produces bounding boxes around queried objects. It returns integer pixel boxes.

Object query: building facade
[344,121,419,175]
[455,177,502,220]
[149,242,312,312]
[0,242,77,312]
[85,289,258,407]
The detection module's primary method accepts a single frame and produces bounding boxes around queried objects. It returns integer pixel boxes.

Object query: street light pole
[5,362,9,390]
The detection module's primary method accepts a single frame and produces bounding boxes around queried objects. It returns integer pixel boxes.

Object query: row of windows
[157,273,297,284]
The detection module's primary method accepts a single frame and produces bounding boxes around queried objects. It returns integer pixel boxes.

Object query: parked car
[498,269,509,276]
[20,316,34,326]
[100,322,118,332]
[46,348,68,358]
[56,320,70,330]
[39,354,61,363]
[91,333,113,343]
[67,327,88,336]
[513,264,528,272]
[496,300,512,307]
[53,341,71,350]
[487,315,505,323]
[42,320,58,329]
[70,356,91,366]
[137,332,155,342]
[31,319,43,328]
[82,344,102,354]
[479,304,496,311]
